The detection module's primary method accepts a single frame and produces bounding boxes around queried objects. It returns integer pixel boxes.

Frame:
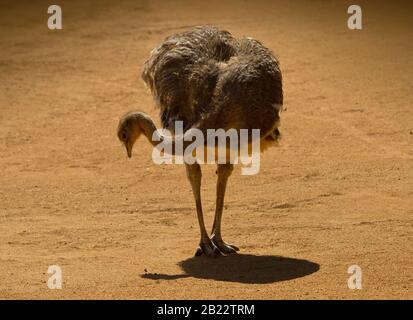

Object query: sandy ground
[0,0,412,299]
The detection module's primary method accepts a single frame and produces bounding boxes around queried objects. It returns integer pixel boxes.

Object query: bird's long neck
[135,113,159,147]
[136,113,193,156]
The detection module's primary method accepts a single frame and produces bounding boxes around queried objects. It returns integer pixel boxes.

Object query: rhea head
[117,111,143,158]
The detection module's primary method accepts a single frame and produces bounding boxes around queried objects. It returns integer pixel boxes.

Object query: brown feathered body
[142,26,283,142]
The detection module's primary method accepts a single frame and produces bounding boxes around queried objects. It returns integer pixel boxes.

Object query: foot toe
[196,242,222,257]
[211,238,239,254]
[211,237,239,255]
[217,243,238,254]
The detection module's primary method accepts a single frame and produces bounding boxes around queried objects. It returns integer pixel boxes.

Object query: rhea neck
[129,112,195,155]
[133,112,159,147]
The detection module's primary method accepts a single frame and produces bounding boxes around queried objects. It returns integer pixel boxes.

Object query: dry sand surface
[0,0,412,299]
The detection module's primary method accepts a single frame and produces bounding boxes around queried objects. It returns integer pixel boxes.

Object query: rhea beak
[125,141,132,158]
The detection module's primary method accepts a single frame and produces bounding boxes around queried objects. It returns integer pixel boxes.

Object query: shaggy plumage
[142,26,283,138]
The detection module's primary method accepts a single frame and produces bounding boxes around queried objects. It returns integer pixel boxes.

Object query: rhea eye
[122,133,127,140]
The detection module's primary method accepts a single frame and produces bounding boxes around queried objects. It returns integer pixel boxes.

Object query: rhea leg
[185,163,221,257]
[211,163,239,254]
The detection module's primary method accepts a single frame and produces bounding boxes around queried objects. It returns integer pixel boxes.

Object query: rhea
[117,26,283,257]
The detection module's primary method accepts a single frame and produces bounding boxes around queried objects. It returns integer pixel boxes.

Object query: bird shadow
[141,254,319,284]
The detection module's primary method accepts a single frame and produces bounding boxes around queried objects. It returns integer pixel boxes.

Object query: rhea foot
[211,235,239,255]
[195,239,222,257]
